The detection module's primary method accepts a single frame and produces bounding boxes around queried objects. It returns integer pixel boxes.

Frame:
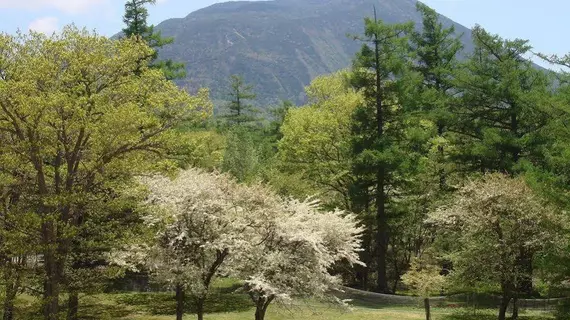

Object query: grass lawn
[5,279,556,320]
[75,295,555,320]
[10,294,555,320]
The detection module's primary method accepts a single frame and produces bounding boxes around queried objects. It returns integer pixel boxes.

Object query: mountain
[154,0,474,107]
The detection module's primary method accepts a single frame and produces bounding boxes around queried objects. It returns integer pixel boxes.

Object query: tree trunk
[3,283,17,320]
[196,298,204,320]
[424,298,431,320]
[437,124,446,190]
[372,7,388,294]
[42,222,60,320]
[176,284,185,320]
[66,291,79,320]
[512,297,519,320]
[376,167,388,293]
[254,296,274,320]
[498,295,511,320]
[255,305,266,320]
[391,278,400,295]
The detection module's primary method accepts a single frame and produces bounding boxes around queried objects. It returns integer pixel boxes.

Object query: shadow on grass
[114,285,253,316]
[78,302,133,320]
[347,297,416,310]
[441,311,553,320]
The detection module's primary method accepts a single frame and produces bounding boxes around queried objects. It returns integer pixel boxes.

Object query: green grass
[5,295,555,320]
[2,279,556,320]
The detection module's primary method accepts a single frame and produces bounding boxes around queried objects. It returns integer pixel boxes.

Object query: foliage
[178,130,226,170]
[222,127,260,182]
[428,174,567,320]
[452,26,551,174]
[0,26,210,319]
[112,168,364,320]
[222,75,259,126]
[278,70,361,209]
[235,198,364,320]
[122,0,186,79]
[401,257,447,298]
[112,169,257,319]
[410,1,463,190]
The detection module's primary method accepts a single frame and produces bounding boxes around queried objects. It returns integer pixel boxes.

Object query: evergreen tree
[349,10,415,293]
[122,0,186,79]
[451,26,553,298]
[453,26,551,175]
[222,127,260,182]
[411,2,463,190]
[223,75,259,126]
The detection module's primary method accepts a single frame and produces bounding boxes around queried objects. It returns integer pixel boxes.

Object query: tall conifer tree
[350,9,415,293]
[411,2,463,190]
[223,75,258,126]
[123,0,186,79]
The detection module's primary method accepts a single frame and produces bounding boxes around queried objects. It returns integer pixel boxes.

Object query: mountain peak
[154,0,471,106]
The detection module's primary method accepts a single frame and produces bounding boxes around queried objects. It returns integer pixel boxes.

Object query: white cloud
[28,16,59,34]
[0,0,108,14]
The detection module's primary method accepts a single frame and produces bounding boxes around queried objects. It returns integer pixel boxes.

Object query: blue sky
[0,0,567,59]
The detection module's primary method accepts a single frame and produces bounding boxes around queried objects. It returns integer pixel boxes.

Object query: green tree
[452,26,551,175]
[267,100,293,144]
[278,71,361,210]
[402,256,447,320]
[349,10,416,293]
[0,27,210,320]
[534,52,570,207]
[122,0,186,79]
[411,2,463,190]
[450,26,553,299]
[222,127,259,182]
[223,75,258,126]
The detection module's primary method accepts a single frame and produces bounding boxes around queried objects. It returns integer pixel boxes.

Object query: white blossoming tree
[113,169,257,320]
[428,173,566,320]
[112,169,364,320]
[236,198,364,320]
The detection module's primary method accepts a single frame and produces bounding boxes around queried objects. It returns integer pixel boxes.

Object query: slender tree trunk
[372,7,388,293]
[376,168,388,293]
[66,291,79,320]
[510,112,520,164]
[3,281,17,320]
[3,255,25,320]
[196,298,205,320]
[176,284,185,320]
[42,221,60,320]
[255,305,266,320]
[423,298,431,320]
[391,278,399,294]
[498,295,511,320]
[437,124,446,189]
[512,297,519,320]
